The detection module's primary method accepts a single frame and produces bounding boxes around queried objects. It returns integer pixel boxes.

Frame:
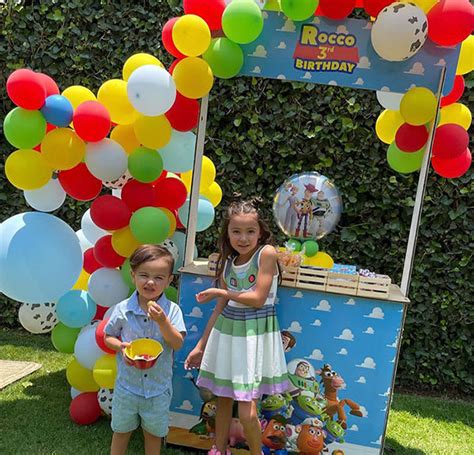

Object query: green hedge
[1,1,472,394]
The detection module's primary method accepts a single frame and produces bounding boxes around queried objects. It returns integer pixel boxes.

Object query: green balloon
[120,258,134,289]
[281,0,319,21]
[387,142,425,174]
[165,285,178,303]
[303,240,319,257]
[3,107,46,149]
[128,146,163,183]
[203,38,244,79]
[51,322,81,354]
[130,207,170,244]
[287,238,302,252]
[222,0,264,44]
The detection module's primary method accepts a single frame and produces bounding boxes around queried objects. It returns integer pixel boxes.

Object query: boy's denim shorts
[111,384,172,437]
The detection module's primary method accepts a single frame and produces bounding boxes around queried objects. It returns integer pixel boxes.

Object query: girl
[185,199,289,455]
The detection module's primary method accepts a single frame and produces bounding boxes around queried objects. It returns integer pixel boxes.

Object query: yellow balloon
[172,14,211,57]
[403,0,438,13]
[439,103,472,130]
[72,269,90,291]
[400,87,437,126]
[201,181,222,207]
[110,124,140,154]
[456,35,474,76]
[375,110,404,144]
[181,156,217,191]
[134,114,172,149]
[303,252,334,269]
[41,128,85,170]
[122,53,164,81]
[93,354,117,389]
[160,208,177,238]
[62,85,96,110]
[112,226,141,258]
[173,57,214,100]
[5,149,52,190]
[66,358,99,392]
[97,79,137,125]
[264,0,281,12]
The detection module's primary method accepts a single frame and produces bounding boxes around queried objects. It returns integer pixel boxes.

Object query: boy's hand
[196,288,223,304]
[148,302,166,324]
[120,342,134,366]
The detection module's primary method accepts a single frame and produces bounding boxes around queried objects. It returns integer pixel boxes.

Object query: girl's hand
[196,288,223,304]
[148,303,166,324]
[184,346,204,370]
[120,342,134,366]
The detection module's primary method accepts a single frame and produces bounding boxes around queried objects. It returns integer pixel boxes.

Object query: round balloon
[130,207,170,244]
[133,114,172,149]
[400,87,437,126]
[387,142,425,173]
[456,35,474,75]
[371,2,428,62]
[90,195,132,231]
[6,69,47,110]
[70,392,101,425]
[110,124,140,154]
[172,14,211,57]
[74,324,105,370]
[183,0,227,31]
[62,85,96,110]
[222,0,264,44]
[0,212,82,303]
[172,57,214,100]
[123,53,164,81]
[281,0,319,21]
[3,107,47,149]
[121,179,157,212]
[81,209,108,244]
[88,267,130,308]
[58,163,102,202]
[165,93,199,132]
[18,302,58,334]
[56,290,97,328]
[128,147,164,183]
[5,149,52,191]
[40,95,73,127]
[203,37,244,79]
[85,138,128,182]
[98,388,114,417]
[158,130,196,173]
[98,79,136,125]
[178,198,215,232]
[51,322,81,353]
[432,148,471,179]
[93,354,117,389]
[41,128,85,171]
[66,358,99,392]
[73,100,111,142]
[273,172,342,240]
[376,90,403,111]
[93,236,126,268]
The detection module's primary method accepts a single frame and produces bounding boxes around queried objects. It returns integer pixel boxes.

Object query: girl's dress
[197,245,289,401]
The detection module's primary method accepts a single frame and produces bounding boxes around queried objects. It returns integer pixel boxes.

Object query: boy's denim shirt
[105,292,186,399]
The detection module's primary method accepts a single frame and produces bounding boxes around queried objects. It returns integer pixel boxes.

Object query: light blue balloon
[158,130,196,173]
[178,198,215,233]
[0,212,83,304]
[40,95,73,127]
[56,290,97,328]
[171,231,198,273]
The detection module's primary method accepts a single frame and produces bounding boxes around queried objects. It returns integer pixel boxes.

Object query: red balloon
[83,248,103,274]
[58,163,102,201]
[319,0,356,19]
[432,148,471,178]
[355,0,364,7]
[441,75,465,107]
[364,0,393,17]
[94,235,126,268]
[432,124,469,160]
[34,123,57,151]
[69,392,101,425]
[183,0,226,31]
[395,124,429,153]
[95,318,116,354]
[90,195,132,230]
[165,92,200,132]
[6,69,47,110]
[427,0,474,46]
[93,304,108,321]
[37,73,60,97]
[162,17,186,59]
[73,101,111,142]
[122,179,157,212]
[155,178,188,210]
[151,170,168,185]
[175,210,185,229]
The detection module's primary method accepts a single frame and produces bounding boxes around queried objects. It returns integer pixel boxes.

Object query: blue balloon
[158,130,196,173]
[40,95,73,127]
[56,290,96,328]
[0,212,83,303]
[178,198,215,233]
[171,231,198,273]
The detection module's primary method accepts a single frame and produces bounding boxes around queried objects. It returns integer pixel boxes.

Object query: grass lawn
[0,328,472,455]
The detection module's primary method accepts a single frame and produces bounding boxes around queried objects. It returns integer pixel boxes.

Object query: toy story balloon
[273,172,342,240]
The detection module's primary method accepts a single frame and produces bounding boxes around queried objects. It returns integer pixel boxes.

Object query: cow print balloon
[98,388,114,417]
[18,302,58,334]
[103,170,133,189]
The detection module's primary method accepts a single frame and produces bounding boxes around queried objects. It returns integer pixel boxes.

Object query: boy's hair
[216,197,274,280]
[129,244,174,275]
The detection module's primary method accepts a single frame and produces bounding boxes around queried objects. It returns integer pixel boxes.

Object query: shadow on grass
[384,438,426,454]
[0,328,55,352]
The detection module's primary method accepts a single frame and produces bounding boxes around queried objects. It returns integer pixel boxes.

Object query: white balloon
[98,388,114,417]
[376,90,404,111]
[103,169,133,190]
[24,178,66,212]
[18,302,58,334]
[160,239,179,265]
[74,323,104,369]
[111,188,122,198]
[71,387,81,399]
[88,268,130,308]
[127,65,176,116]
[85,138,128,182]
[76,229,93,253]
[81,209,107,245]
[371,2,428,62]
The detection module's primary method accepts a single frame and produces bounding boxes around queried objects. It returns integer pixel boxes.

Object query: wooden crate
[326,271,359,295]
[357,274,391,299]
[280,266,299,287]
[296,266,328,291]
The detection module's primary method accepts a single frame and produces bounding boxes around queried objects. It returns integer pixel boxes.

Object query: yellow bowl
[124,338,163,370]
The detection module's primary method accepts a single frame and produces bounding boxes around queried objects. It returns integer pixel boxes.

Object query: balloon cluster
[375,30,472,178]
[2,47,225,424]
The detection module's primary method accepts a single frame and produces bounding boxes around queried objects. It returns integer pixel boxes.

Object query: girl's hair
[129,244,174,275]
[216,196,275,280]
